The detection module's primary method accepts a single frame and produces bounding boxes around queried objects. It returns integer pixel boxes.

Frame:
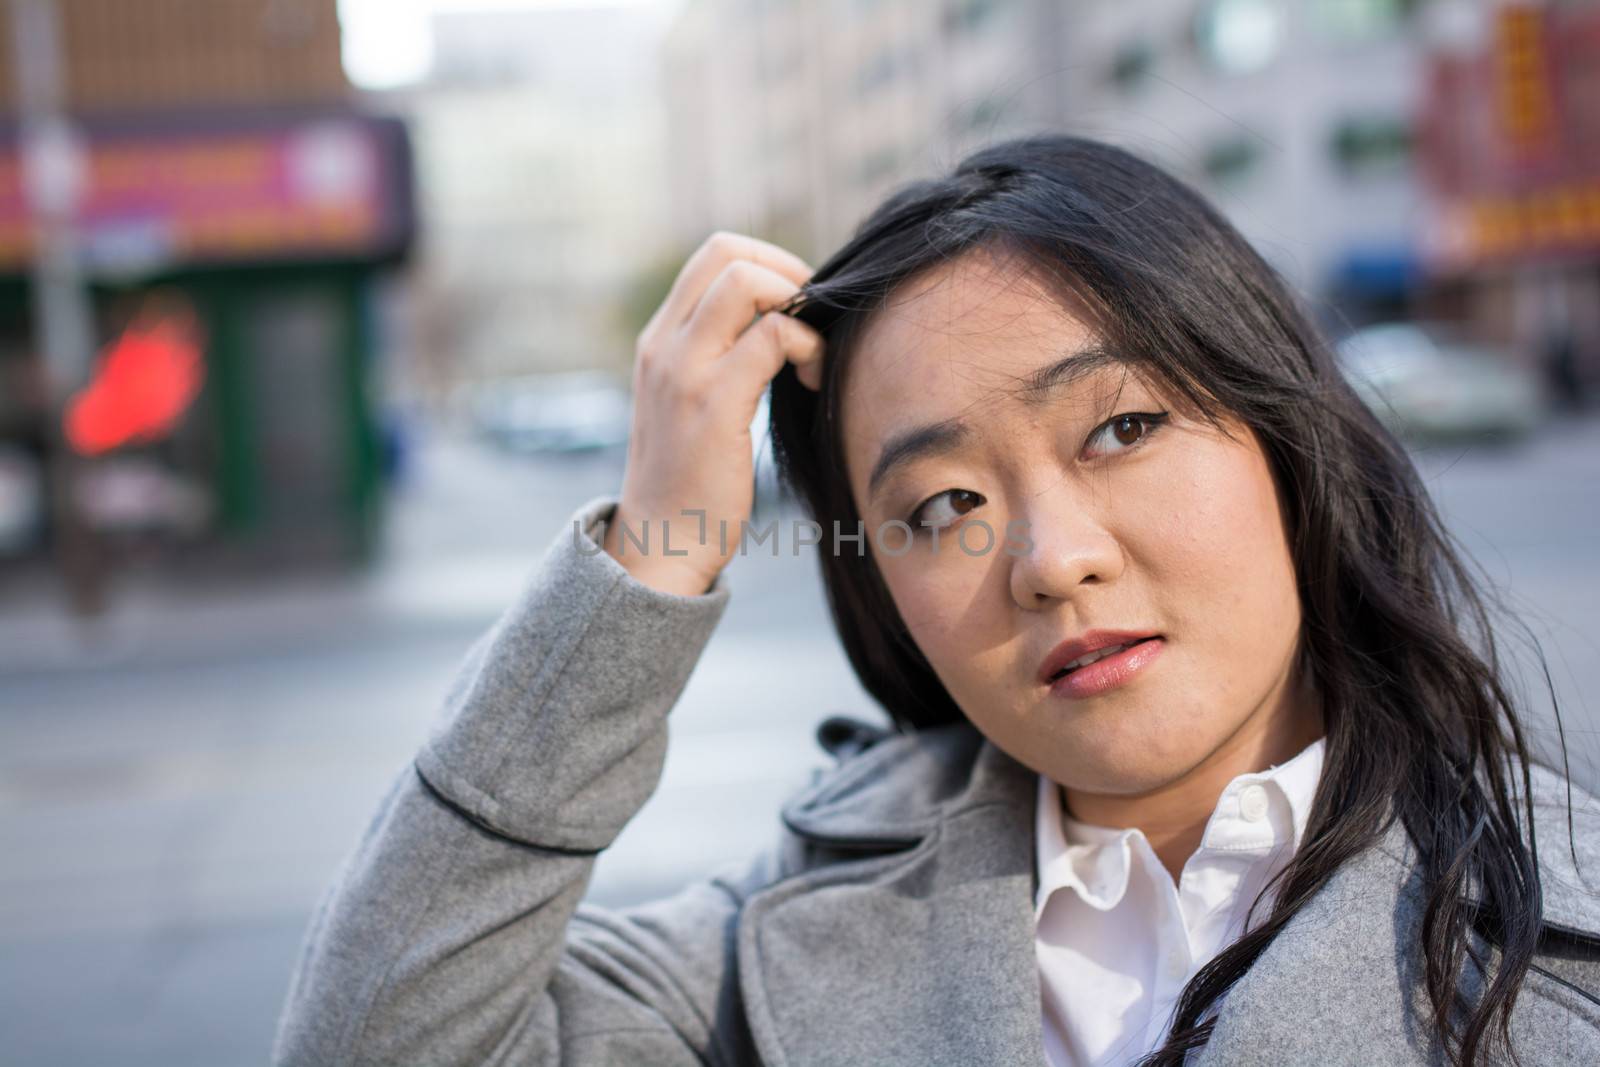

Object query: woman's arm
[270,494,752,1066]
[273,228,824,1066]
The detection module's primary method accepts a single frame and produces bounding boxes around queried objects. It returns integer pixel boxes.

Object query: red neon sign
[65,299,205,456]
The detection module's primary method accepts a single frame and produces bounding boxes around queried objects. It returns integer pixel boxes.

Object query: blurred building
[0,0,415,570]
[662,0,1071,263]
[663,0,1437,326]
[1055,0,1430,324]
[0,0,348,114]
[387,3,673,395]
[1417,0,1600,407]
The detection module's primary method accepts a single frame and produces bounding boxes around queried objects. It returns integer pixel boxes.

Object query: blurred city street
[3,415,1599,1066]
[0,0,1596,1064]
[0,424,874,1066]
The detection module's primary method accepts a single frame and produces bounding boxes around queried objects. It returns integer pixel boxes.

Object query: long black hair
[766,134,1592,1065]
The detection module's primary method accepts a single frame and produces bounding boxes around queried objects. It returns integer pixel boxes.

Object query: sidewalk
[0,431,627,678]
[0,547,559,678]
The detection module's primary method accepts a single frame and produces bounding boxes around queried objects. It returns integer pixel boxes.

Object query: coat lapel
[736,721,1600,1067]
[736,723,1049,1067]
[1193,762,1600,1064]
[1189,816,1446,1064]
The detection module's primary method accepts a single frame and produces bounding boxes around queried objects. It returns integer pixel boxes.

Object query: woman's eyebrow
[865,343,1123,500]
[867,418,972,500]
[1015,343,1125,405]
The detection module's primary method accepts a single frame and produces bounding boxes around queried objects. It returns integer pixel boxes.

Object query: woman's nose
[1007,503,1125,609]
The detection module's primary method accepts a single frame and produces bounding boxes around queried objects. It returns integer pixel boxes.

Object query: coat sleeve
[269,494,772,1066]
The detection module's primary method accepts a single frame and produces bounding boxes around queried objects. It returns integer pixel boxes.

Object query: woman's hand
[603,231,825,596]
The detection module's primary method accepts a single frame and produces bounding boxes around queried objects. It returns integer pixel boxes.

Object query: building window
[952,97,1006,133]
[1109,40,1156,93]
[1312,0,1421,41]
[1202,136,1263,186]
[944,0,1007,36]
[856,46,913,96]
[1330,116,1413,176]
[1193,0,1284,74]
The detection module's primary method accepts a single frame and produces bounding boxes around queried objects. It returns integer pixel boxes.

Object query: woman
[271,135,1600,1066]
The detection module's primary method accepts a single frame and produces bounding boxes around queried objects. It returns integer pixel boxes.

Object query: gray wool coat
[271,495,1600,1067]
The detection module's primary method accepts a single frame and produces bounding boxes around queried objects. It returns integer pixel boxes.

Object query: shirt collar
[1034,735,1327,919]
[1247,732,1326,850]
[1033,773,1139,918]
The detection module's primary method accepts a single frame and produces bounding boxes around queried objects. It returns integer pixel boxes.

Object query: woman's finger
[656,231,812,332]
[681,259,806,353]
[719,310,826,397]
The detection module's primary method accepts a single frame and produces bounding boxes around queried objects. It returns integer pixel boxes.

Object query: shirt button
[1240,784,1269,822]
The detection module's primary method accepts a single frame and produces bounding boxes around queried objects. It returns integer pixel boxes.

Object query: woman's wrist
[601,518,720,597]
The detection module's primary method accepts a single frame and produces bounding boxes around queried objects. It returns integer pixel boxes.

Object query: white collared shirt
[1034,737,1327,1067]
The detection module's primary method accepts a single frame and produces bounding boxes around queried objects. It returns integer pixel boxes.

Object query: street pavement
[1,414,1597,1066]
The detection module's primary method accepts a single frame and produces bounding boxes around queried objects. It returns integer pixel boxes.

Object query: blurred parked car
[0,444,43,555]
[473,372,632,453]
[1335,323,1544,443]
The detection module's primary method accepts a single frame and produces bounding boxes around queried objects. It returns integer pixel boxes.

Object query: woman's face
[839,248,1315,797]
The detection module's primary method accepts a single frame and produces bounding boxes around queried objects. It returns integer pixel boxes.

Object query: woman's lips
[1046,636,1165,699]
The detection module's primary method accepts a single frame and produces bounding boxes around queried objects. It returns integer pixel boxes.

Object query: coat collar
[735,720,1600,1067]
[738,722,1046,1067]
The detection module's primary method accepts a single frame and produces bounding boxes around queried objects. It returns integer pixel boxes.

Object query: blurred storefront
[1418,0,1600,410]
[0,111,415,564]
[0,1,415,570]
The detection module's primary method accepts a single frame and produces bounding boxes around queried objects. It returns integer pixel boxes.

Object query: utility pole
[7,0,105,616]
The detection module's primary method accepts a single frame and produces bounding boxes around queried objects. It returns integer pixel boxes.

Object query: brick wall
[0,0,348,116]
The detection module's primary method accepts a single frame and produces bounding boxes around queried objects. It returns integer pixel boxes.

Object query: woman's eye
[908,488,984,531]
[1083,411,1169,459]
[901,412,1166,531]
